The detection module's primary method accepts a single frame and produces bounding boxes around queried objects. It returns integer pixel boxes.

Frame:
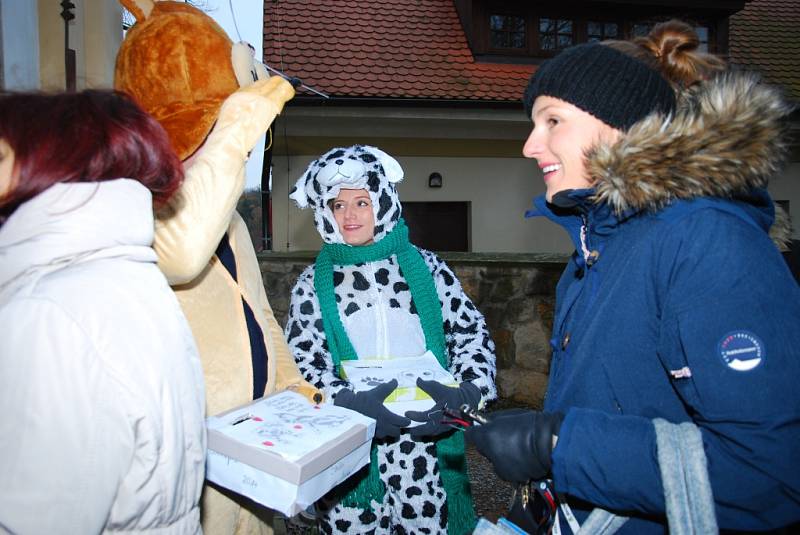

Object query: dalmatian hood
[290,145,404,245]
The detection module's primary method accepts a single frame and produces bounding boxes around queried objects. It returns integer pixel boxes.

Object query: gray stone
[513,321,551,373]
[260,260,293,273]
[491,328,515,369]
[489,276,515,302]
[504,297,535,324]
[496,368,549,409]
[257,253,564,405]
[527,268,562,295]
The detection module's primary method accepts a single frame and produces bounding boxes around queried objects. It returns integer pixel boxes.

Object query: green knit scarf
[314,219,476,534]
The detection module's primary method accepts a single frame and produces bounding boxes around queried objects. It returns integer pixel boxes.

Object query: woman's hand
[405,379,481,438]
[333,379,410,439]
[465,409,564,483]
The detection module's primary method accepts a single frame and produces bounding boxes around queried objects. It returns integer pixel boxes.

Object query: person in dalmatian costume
[285,145,497,535]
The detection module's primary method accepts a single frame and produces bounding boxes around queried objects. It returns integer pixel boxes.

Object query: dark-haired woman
[0,90,206,534]
[466,21,800,533]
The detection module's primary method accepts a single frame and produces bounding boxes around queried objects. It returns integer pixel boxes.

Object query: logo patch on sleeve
[718,331,765,372]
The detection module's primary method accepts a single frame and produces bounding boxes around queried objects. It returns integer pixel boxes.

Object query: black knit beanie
[523,43,676,131]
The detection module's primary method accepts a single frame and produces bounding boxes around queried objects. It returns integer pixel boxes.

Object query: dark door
[402,201,470,252]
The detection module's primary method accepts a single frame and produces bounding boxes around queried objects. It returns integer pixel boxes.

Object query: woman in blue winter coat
[466,20,800,534]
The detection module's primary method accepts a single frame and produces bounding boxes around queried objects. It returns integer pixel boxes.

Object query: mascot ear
[120,0,154,21]
[364,146,403,183]
[231,41,270,88]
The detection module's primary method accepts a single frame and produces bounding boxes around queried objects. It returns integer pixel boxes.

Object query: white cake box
[205,390,376,517]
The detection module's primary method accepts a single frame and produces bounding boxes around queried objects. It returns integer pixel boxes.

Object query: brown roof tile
[263,0,534,102]
[729,0,800,100]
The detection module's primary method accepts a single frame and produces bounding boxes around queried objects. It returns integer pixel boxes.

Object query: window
[695,26,709,52]
[490,14,526,49]
[480,10,716,59]
[539,18,574,51]
[632,23,653,37]
[587,21,619,43]
[632,21,711,51]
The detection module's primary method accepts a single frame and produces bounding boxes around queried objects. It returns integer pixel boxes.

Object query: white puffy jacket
[0,180,206,534]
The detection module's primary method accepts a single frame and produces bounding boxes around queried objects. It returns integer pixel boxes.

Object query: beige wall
[268,104,570,253]
[37,0,122,90]
[15,4,800,251]
[269,104,800,254]
[273,153,800,254]
[271,153,575,254]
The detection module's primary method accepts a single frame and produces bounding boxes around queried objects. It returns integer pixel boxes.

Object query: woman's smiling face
[523,95,620,201]
[331,188,375,246]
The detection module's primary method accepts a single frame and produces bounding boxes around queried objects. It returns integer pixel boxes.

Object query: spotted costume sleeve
[419,249,498,405]
[284,265,353,401]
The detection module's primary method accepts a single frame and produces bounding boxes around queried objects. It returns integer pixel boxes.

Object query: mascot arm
[249,257,321,401]
[253,275,323,403]
[228,214,322,403]
[154,77,295,285]
[268,303,324,403]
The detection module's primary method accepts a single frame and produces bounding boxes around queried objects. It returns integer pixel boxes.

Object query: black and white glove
[465,409,564,483]
[405,379,481,438]
[334,379,411,439]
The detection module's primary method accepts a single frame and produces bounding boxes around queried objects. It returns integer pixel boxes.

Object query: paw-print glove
[405,379,481,438]
[334,379,411,439]
[465,409,564,483]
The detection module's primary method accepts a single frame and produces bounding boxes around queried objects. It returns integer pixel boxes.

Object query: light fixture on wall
[428,172,443,188]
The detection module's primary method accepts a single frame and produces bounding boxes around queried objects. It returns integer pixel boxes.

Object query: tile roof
[729,0,800,101]
[262,0,534,103]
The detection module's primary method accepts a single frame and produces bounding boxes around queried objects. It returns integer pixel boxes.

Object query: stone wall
[258,251,567,408]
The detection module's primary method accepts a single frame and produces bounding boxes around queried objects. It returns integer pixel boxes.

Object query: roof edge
[288,96,524,109]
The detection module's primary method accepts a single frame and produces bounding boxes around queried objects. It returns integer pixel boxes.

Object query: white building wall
[269,106,800,254]
[271,152,575,254]
[769,162,800,237]
[37,0,121,90]
[1,0,40,90]
[7,4,797,251]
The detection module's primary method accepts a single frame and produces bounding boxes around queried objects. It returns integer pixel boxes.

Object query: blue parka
[529,73,800,533]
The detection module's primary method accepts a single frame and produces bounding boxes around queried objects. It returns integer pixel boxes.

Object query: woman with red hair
[0,90,206,534]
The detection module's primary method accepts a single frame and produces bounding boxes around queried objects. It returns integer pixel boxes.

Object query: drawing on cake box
[351,363,451,389]
[343,351,456,395]
[274,412,350,431]
[398,368,447,387]
[358,376,385,387]
[220,392,358,457]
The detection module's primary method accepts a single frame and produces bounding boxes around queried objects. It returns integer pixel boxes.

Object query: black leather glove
[405,379,482,438]
[333,379,411,439]
[465,409,564,483]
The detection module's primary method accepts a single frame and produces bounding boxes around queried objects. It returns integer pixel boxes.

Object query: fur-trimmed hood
[588,71,793,247]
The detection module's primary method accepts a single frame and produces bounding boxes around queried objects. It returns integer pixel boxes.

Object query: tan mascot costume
[115,1,320,533]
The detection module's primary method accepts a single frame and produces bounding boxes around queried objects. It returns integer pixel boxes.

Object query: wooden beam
[277,136,527,158]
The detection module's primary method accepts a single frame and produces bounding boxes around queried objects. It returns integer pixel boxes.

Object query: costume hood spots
[290,145,404,244]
